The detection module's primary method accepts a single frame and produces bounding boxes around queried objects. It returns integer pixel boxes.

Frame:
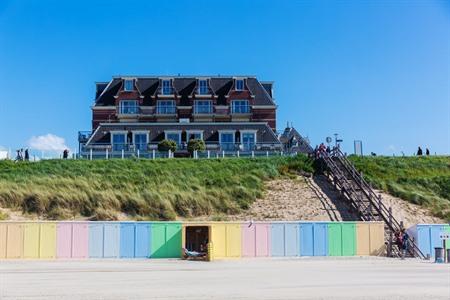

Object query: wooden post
[207,150,210,159]
[378,195,382,221]
[251,151,254,158]
[168,149,172,158]
[152,149,155,160]
[89,149,92,161]
[266,151,269,157]
[106,148,109,160]
[137,149,140,158]
[388,206,393,257]
[222,150,225,158]
[237,150,240,158]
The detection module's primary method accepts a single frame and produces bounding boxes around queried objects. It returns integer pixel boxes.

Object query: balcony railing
[118,106,139,115]
[194,104,212,114]
[79,142,281,155]
[231,105,250,114]
[156,106,176,114]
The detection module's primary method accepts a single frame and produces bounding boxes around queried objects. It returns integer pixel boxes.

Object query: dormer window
[235,79,244,91]
[124,79,134,91]
[162,80,173,95]
[198,79,209,95]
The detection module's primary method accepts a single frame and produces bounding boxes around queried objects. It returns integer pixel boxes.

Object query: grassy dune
[0,156,313,220]
[349,156,450,221]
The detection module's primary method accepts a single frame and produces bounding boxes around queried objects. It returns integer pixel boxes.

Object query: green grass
[349,155,450,221]
[0,155,313,221]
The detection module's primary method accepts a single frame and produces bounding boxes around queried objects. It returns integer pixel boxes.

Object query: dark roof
[247,78,275,105]
[172,78,196,95]
[95,83,108,99]
[87,122,281,145]
[94,76,276,106]
[279,126,313,153]
[96,79,121,106]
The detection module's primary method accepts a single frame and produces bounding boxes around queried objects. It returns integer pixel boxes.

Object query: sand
[1,258,448,299]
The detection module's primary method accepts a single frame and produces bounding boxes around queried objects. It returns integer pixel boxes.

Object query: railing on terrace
[193,104,213,114]
[156,106,176,114]
[77,142,285,160]
[118,106,140,115]
[231,105,250,114]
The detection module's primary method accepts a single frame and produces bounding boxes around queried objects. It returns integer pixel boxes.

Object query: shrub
[187,139,206,155]
[158,139,177,152]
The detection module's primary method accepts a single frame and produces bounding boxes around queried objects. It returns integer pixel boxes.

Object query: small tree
[187,139,206,155]
[158,139,177,152]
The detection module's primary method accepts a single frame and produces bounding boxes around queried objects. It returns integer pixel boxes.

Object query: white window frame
[194,100,212,114]
[198,79,209,94]
[111,131,128,151]
[156,100,176,114]
[186,130,204,141]
[219,130,236,144]
[119,100,139,114]
[235,79,244,91]
[162,79,172,95]
[124,79,134,91]
[231,100,250,114]
[240,130,257,151]
[164,130,182,145]
[132,131,149,151]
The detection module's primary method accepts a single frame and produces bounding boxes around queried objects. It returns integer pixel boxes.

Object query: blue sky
[0,0,449,156]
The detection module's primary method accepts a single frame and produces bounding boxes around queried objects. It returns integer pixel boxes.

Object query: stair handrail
[325,149,425,259]
[322,154,375,220]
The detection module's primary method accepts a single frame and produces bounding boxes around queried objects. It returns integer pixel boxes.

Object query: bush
[158,139,177,152]
[187,139,206,154]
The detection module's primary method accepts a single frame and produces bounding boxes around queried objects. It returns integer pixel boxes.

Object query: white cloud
[388,145,396,152]
[28,134,69,152]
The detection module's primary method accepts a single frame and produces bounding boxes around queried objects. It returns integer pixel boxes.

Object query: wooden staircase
[320,148,425,259]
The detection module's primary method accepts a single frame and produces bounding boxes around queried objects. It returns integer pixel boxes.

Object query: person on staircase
[400,229,410,259]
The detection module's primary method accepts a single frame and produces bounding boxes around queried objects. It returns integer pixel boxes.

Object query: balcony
[118,106,140,115]
[231,105,251,114]
[156,105,176,115]
[193,104,213,114]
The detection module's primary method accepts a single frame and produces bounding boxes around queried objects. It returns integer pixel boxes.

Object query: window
[134,133,148,151]
[162,80,173,95]
[235,79,244,91]
[112,133,126,151]
[194,100,212,114]
[119,100,139,114]
[124,79,134,91]
[156,100,175,114]
[231,100,250,114]
[242,132,256,151]
[165,132,181,145]
[198,79,209,94]
[187,131,203,141]
[220,132,235,151]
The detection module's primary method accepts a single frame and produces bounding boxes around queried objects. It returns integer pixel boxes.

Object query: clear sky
[0,0,449,156]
